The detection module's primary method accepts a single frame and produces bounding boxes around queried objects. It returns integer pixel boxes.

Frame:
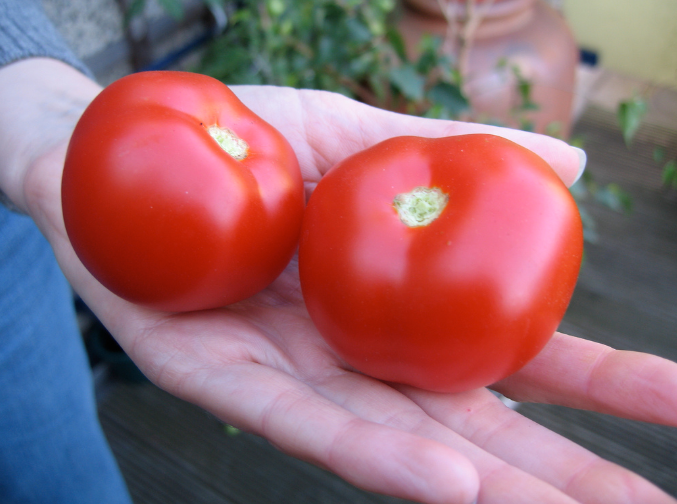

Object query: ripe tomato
[62,71,305,312]
[299,134,583,392]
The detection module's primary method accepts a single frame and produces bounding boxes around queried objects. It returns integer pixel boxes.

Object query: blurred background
[42,0,676,502]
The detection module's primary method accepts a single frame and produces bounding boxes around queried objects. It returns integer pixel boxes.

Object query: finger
[314,373,583,504]
[367,109,584,187]
[442,120,585,187]
[492,332,677,427]
[164,362,479,504]
[230,88,584,189]
[290,90,584,187]
[403,386,676,504]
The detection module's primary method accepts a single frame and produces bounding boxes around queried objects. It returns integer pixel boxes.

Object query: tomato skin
[62,71,304,312]
[299,134,583,392]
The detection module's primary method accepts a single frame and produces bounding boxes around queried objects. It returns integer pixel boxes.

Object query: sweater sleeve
[0,0,93,78]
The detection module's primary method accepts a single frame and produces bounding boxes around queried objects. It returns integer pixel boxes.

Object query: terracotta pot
[399,0,578,137]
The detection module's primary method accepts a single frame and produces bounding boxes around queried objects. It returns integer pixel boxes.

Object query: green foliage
[492,59,540,132]
[594,183,633,214]
[655,147,677,190]
[569,133,632,243]
[617,95,647,147]
[223,424,241,436]
[157,0,185,20]
[123,0,218,27]
[661,159,677,189]
[196,1,632,244]
[618,99,677,191]
[130,0,641,243]
[569,167,633,244]
[123,0,148,27]
[196,0,469,118]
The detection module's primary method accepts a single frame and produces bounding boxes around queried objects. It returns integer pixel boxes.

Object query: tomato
[299,134,583,392]
[62,71,304,312]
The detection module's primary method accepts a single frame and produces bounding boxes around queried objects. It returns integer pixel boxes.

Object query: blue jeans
[0,206,132,504]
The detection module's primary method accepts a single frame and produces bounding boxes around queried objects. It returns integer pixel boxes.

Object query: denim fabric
[0,206,132,504]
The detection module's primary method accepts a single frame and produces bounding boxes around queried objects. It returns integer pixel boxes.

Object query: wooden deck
[97,106,677,503]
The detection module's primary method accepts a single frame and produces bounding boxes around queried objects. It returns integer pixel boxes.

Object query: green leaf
[594,183,633,214]
[345,17,373,44]
[224,424,241,436]
[427,82,469,116]
[568,178,588,201]
[519,119,535,132]
[202,0,226,8]
[576,205,598,244]
[266,0,286,17]
[157,0,184,20]
[545,121,563,139]
[662,159,677,187]
[569,136,585,149]
[386,26,408,62]
[389,64,425,102]
[415,35,442,74]
[123,0,146,27]
[364,73,385,101]
[517,79,532,103]
[617,96,647,146]
[653,147,666,163]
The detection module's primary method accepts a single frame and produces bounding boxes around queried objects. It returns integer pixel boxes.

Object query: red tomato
[299,134,583,392]
[62,71,304,312]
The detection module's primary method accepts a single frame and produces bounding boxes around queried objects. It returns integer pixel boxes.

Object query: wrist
[0,58,101,214]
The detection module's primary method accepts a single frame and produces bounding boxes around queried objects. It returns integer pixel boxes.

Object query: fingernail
[572,147,587,184]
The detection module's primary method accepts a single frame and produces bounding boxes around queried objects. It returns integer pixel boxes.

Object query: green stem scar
[393,186,449,227]
[208,125,249,160]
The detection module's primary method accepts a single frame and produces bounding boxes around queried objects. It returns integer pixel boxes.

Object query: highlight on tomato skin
[298,134,584,393]
[61,71,305,312]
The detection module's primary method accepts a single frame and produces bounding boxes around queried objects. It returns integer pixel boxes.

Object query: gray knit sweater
[0,0,93,211]
[0,0,91,76]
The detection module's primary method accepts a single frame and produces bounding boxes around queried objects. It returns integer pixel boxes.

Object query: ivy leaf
[386,26,408,63]
[510,65,539,111]
[345,17,373,44]
[389,64,425,102]
[544,121,563,139]
[223,424,241,436]
[427,82,469,116]
[577,205,598,244]
[617,96,647,146]
[568,177,588,201]
[415,35,442,75]
[653,147,666,163]
[202,0,226,8]
[157,0,185,20]
[368,74,388,103]
[123,0,146,28]
[266,0,285,17]
[662,159,677,188]
[594,183,633,214]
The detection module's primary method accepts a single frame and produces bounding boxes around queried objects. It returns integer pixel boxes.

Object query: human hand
[4,59,676,504]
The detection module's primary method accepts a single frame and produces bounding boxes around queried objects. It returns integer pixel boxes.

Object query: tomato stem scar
[393,186,449,227]
[207,125,249,160]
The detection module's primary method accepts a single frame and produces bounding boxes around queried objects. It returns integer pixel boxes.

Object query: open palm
[23,72,677,504]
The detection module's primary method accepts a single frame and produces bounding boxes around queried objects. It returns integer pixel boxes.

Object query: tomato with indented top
[299,134,583,392]
[62,71,304,312]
